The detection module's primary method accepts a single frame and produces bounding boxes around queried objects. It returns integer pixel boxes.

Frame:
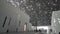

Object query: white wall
[0,0,32,32]
[0,0,20,32]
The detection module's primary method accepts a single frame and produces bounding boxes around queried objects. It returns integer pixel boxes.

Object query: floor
[0,32,39,34]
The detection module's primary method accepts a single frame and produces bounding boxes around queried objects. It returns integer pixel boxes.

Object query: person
[49,29,53,34]
[39,29,43,34]
[6,29,9,33]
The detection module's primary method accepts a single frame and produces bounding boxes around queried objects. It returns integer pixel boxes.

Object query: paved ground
[0,31,39,34]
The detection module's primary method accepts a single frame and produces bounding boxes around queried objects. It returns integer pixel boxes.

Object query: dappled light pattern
[7,0,60,26]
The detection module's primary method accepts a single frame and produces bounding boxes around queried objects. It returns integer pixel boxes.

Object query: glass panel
[51,11,60,34]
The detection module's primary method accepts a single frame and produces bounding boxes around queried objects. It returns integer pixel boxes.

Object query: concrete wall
[0,0,32,32]
[51,11,60,34]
